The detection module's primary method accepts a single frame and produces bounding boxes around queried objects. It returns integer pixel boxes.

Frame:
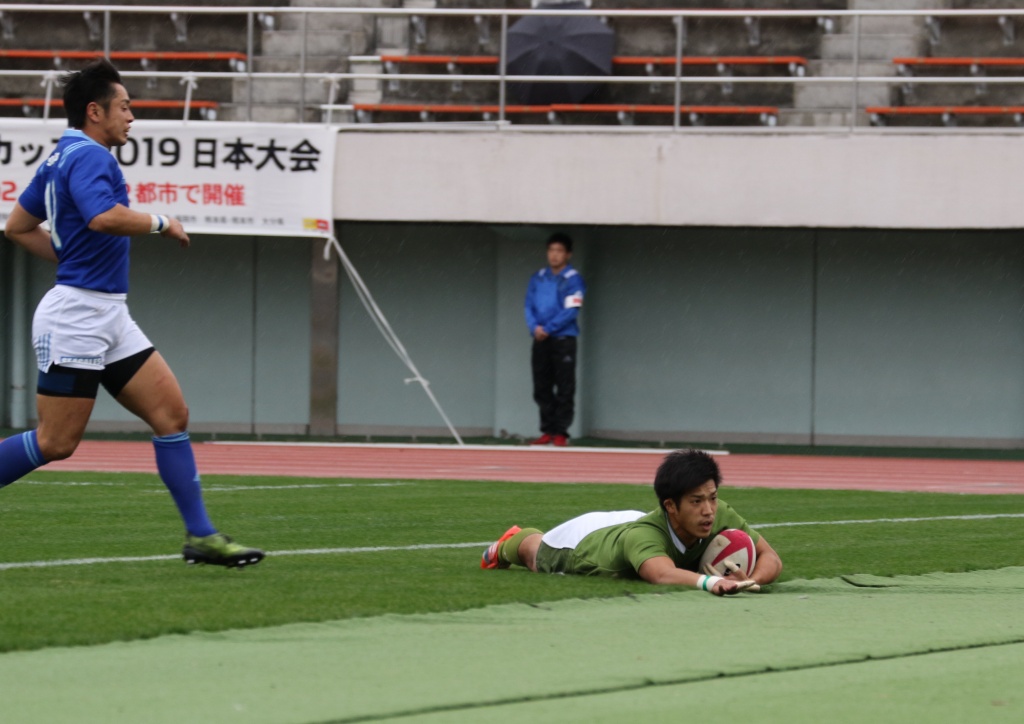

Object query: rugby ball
[699,529,756,578]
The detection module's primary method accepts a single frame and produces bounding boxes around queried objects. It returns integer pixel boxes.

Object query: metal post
[850,13,860,131]
[673,14,684,129]
[41,71,56,120]
[103,11,110,60]
[299,12,308,123]
[180,73,196,123]
[246,12,254,122]
[309,239,340,437]
[324,75,340,125]
[498,13,508,124]
[9,248,28,430]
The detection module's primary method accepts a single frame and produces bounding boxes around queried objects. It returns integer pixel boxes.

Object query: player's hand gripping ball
[700,529,756,579]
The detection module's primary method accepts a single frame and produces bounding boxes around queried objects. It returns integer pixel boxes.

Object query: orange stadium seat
[867,104,1024,126]
[351,101,777,125]
[0,49,247,71]
[376,54,807,74]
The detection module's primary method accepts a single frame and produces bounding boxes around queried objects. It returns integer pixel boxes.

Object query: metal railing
[1,5,1024,130]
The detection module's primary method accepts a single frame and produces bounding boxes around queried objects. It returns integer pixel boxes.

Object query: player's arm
[3,202,58,263]
[524,275,541,334]
[750,536,782,586]
[88,204,190,248]
[638,555,755,596]
[543,278,584,335]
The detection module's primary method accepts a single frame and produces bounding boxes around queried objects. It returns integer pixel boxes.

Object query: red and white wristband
[150,214,170,233]
[696,574,723,592]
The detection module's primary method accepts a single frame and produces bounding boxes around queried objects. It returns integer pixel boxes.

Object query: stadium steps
[220,0,382,122]
[781,0,944,127]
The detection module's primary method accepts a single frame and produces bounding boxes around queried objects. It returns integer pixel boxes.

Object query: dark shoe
[552,435,569,447]
[183,533,264,568]
[530,434,554,445]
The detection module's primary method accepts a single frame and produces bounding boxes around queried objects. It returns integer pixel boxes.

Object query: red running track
[31,440,1024,494]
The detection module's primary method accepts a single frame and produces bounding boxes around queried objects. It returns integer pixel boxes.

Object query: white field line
[755,513,1024,528]
[183,482,410,492]
[203,441,728,455]
[21,481,411,491]
[3,512,1024,573]
[0,543,488,571]
[21,480,126,487]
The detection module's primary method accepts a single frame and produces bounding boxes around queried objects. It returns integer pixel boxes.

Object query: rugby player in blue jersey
[1,59,263,568]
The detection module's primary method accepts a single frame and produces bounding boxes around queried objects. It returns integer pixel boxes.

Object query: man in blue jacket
[524,233,586,446]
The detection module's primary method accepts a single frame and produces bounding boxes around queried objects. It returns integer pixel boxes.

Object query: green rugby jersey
[566,501,759,578]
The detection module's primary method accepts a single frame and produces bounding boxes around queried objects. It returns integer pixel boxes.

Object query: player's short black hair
[62,59,123,129]
[654,449,722,510]
[546,232,572,253]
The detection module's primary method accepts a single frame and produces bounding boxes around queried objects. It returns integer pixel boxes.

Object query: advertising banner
[0,119,336,238]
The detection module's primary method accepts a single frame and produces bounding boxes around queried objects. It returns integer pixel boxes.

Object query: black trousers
[531,336,577,436]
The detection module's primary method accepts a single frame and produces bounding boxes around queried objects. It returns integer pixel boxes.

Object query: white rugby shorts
[32,284,153,372]
[541,510,646,550]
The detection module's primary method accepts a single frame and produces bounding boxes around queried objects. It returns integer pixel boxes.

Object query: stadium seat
[867,105,1024,127]
[550,103,778,126]
[350,101,777,126]
[1,97,220,120]
[0,49,247,71]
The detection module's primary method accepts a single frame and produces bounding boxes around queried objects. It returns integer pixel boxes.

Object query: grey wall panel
[493,230,549,440]
[90,235,258,429]
[6,223,1024,449]
[335,223,497,434]
[814,230,1024,444]
[0,243,10,424]
[585,227,816,441]
[23,255,55,421]
[253,236,311,430]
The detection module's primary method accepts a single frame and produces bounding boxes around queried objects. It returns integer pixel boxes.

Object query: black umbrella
[506,11,616,105]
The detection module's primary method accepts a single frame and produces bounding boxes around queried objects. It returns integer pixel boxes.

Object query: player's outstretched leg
[183,532,264,568]
[152,432,265,568]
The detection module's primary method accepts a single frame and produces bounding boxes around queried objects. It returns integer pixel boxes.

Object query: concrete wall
[814,229,1024,446]
[332,130,1024,230]
[584,227,816,444]
[325,222,1024,448]
[7,235,312,435]
[5,129,1024,448]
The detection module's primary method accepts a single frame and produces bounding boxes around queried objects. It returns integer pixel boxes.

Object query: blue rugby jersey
[18,129,131,293]
[524,263,586,337]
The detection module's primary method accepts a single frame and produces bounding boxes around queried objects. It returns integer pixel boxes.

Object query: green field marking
[1,568,1022,723]
[409,642,1024,723]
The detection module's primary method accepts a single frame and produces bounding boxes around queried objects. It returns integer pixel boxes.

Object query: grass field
[2,468,1024,654]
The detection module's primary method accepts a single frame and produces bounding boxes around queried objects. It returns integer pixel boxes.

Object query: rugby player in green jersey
[481,449,782,596]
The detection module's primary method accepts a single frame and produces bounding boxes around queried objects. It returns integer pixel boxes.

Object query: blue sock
[0,430,46,489]
[152,432,216,537]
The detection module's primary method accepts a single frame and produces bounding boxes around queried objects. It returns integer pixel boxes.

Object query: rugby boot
[183,532,265,568]
[480,525,522,569]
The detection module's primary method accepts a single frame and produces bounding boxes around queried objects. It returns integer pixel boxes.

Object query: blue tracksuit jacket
[524,264,586,337]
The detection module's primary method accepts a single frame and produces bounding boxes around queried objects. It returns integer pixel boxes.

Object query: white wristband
[697,574,723,592]
[150,214,169,233]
